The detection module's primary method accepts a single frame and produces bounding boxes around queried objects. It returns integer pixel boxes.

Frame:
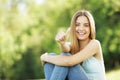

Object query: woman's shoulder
[90,39,101,46]
[90,39,102,51]
[91,39,103,60]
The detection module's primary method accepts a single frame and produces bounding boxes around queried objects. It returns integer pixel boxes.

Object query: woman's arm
[41,53,70,66]
[69,39,100,66]
[41,39,100,66]
[55,28,71,52]
[60,42,71,52]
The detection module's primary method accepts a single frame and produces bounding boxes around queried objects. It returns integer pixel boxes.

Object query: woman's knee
[48,52,71,56]
[61,52,72,56]
[44,53,57,66]
[48,53,57,56]
[70,64,85,73]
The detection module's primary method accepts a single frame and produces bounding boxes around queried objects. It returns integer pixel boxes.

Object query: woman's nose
[78,26,83,30]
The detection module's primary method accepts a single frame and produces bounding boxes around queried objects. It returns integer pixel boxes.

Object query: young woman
[40,10,106,80]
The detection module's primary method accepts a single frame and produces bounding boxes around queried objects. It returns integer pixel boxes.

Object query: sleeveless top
[82,57,106,80]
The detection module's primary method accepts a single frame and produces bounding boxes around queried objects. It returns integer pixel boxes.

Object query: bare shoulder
[91,39,103,59]
[90,39,101,47]
[89,39,102,52]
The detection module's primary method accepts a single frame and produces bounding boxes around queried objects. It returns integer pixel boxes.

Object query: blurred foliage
[0,0,120,79]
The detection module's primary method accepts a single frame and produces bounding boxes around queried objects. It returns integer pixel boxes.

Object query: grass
[39,68,120,80]
[106,67,120,80]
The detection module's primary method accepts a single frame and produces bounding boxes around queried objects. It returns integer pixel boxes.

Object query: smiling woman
[75,16,90,44]
[40,10,106,80]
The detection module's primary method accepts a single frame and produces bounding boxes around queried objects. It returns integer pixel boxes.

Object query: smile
[77,32,86,36]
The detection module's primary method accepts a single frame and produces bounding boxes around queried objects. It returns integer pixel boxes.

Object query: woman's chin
[77,38,86,41]
[77,36,89,41]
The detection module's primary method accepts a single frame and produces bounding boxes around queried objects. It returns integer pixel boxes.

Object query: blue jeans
[43,53,89,80]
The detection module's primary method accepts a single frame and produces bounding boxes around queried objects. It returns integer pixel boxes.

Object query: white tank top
[82,57,106,80]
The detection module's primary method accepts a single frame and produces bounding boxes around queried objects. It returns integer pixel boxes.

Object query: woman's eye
[76,23,80,26]
[84,24,89,27]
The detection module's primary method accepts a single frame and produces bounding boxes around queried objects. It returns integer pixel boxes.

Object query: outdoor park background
[0,0,120,80]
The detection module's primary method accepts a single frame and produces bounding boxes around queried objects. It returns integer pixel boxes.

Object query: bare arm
[41,39,100,66]
[55,28,71,52]
[41,53,70,66]
[60,42,71,52]
[69,39,100,66]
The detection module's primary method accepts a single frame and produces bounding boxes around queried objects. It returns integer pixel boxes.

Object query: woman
[40,10,106,80]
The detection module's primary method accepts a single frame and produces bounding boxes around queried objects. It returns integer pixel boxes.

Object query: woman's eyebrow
[75,22,80,24]
[84,23,89,24]
[75,22,89,25]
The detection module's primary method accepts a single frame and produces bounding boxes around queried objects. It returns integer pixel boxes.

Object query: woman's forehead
[76,16,89,23]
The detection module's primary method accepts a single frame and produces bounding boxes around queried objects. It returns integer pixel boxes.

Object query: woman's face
[75,16,90,41]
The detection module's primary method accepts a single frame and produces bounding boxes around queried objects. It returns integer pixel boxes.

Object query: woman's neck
[79,38,91,50]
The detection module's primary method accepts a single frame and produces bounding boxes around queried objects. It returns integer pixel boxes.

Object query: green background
[0,0,120,79]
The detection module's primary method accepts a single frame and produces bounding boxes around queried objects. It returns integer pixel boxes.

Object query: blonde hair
[70,10,96,54]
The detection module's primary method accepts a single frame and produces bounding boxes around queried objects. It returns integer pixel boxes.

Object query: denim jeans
[43,53,89,80]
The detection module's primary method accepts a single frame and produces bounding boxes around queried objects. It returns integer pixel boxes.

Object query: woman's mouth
[77,32,85,36]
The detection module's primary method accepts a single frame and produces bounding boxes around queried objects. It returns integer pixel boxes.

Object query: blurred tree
[0,0,120,79]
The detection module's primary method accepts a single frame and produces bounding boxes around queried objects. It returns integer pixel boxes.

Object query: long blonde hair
[70,10,96,54]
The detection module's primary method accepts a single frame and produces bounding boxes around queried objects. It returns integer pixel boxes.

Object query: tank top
[82,57,106,80]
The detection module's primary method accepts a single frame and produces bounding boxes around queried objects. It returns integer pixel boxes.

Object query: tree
[1,0,120,79]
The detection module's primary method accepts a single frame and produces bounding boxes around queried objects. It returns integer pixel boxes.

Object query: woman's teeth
[79,33,84,35]
[78,32,85,35]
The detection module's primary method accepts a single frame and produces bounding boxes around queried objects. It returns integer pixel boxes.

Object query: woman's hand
[55,31,66,45]
[55,27,70,45]
[40,52,48,66]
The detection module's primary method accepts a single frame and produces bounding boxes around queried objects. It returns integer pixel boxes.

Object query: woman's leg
[60,52,88,80]
[50,53,71,80]
[44,53,56,80]
[68,64,89,80]
[50,65,68,80]
[44,52,88,80]
[44,53,69,80]
[44,62,55,80]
